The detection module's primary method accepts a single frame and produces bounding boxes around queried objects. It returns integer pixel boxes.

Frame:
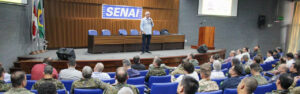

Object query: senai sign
[102,4,143,20]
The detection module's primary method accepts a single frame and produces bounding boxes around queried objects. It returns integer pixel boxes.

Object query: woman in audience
[210,60,226,79]
[264,50,275,63]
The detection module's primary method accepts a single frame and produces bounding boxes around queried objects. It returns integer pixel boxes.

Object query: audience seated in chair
[173,61,199,82]
[197,63,219,92]
[31,65,65,90]
[70,66,115,94]
[266,73,294,94]
[210,60,226,79]
[250,63,268,85]
[31,58,58,80]
[267,64,288,83]
[37,82,57,94]
[242,47,251,60]
[5,71,33,94]
[220,65,243,90]
[264,50,275,63]
[231,58,246,76]
[0,62,11,82]
[286,53,296,68]
[289,62,300,78]
[149,56,175,70]
[171,59,188,76]
[113,67,139,94]
[242,55,253,67]
[224,50,236,63]
[123,59,140,78]
[177,76,199,94]
[59,58,82,80]
[237,77,258,94]
[0,67,11,92]
[186,53,199,67]
[273,49,281,60]
[145,57,167,82]
[92,62,111,80]
[250,45,262,58]
[131,56,146,71]
[276,47,284,58]
[245,56,263,74]
[235,49,244,61]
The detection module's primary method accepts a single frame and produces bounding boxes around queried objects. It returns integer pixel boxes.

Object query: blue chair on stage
[254,83,273,94]
[119,29,127,35]
[74,89,103,94]
[127,76,145,85]
[211,77,227,86]
[148,75,171,88]
[101,29,111,36]
[26,74,31,80]
[130,29,139,36]
[102,78,115,84]
[25,80,36,90]
[61,80,74,92]
[108,72,115,78]
[31,89,66,94]
[223,88,237,94]
[196,90,222,94]
[88,30,98,36]
[139,70,148,76]
[150,82,178,94]
[153,30,160,35]
[135,85,145,94]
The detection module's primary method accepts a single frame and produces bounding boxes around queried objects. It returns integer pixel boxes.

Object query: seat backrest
[153,30,160,35]
[101,29,111,36]
[127,76,145,85]
[222,68,229,74]
[107,72,115,78]
[102,78,115,84]
[148,75,171,88]
[61,80,74,92]
[211,77,228,86]
[254,83,273,94]
[139,70,148,77]
[195,66,201,69]
[88,29,98,36]
[223,88,237,94]
[26,74,31,80]
[119,29,127,36]
[57,89,67,94]
[165,69,170,75]
[135,85,145,94]
[74,89,103,94]
[130,29,139,36]
[196,90,223,94]
[25,80,36,90]
[150,82,178,94]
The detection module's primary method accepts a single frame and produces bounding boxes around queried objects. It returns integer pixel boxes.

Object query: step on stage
[19,46,226,73]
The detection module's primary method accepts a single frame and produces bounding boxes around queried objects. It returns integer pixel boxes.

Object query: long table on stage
[88,34,185,53]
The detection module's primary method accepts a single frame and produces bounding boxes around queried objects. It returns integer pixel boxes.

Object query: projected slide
[0,0,27,4]
[198,0,238,16]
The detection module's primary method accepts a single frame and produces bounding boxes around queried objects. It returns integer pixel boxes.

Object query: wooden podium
[191,26,215,50]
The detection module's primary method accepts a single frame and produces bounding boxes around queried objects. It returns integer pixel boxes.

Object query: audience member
[113,67,139,94]
[37,82,57,94]
[210,60,226,79]
[224,50,236,63]
[264,50,275,63]
[276,47,284,57]
[174,61,199,82]
[237,77,258,94]
[266,73,294,94]
[245,56,263,74]
[186,53,199,66]
[273,49,281,59]
[177,76,199,94]
[268,64,288,83]
[251,45,262,58]
[32,65,65,90]
[31,57,58,80]
[171,59,188,76]
[253,56,263,64]
[145,57,166,82]
[289,62,300,77]
[250,63,268,85]
[70,66,115,94]
[117,87,134,94]
[0,67,11,92]
[242,55,253,66]
[122,59,140,78]
[220,65,243,90]
[0,62,11,82]
[59,58,82,80]
[197,63,219,92]
[231,58,246,76]
[286,53,295,68]
[149,56,175,70]
[5,71,33,94]
[242,47,251,60]
[92,63,111,80]
[235,49,243,61]
[131,56,146,70]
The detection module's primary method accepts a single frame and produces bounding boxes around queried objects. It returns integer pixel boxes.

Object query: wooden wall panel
[44,0,179,48]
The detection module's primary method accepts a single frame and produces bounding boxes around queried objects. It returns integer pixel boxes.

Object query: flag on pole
[38,0,45,39]
[31,0,38,40]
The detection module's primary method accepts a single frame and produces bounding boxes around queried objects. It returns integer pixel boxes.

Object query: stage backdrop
[44,0,179,48]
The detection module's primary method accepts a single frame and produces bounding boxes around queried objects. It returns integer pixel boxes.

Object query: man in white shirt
[286,53,295,68]
[210,60,226,79]
[242,47,251,60]
[59,59,82,80]
[264,50,275,63]
[235,49,243,61]
[173,61,199,82]
[140,11,154,54]
[92,63,111,80]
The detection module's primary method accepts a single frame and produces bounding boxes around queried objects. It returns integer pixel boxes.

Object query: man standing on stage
[140,11,154,54]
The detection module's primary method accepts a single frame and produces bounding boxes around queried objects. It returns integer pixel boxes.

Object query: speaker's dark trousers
[142,34,152,52]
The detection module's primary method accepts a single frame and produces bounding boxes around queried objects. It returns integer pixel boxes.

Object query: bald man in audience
[113,67,139,94]
[267,64,288,83]
[92,63,111,80]
[237,77,258,94]
[5,71,33,94]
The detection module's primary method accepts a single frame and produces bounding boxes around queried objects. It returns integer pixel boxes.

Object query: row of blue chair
[88,29,161,36]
